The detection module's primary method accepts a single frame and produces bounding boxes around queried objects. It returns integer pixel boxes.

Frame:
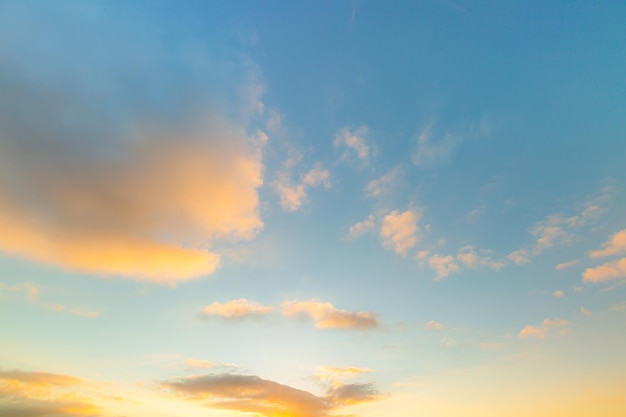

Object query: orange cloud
[334,126,370,160]
[589,229,626,258]
[0,113,265,285]
[315,366,372,382]
[380,209,420,256]
[582,257,626,283]
[200,299,273,319]
[273,156,331,212]
[281,299,379,330]
[162,373,378,417]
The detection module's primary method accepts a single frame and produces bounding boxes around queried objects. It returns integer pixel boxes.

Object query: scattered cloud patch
[161,373,379,417]
[348,215,375,240]
[334,126,370,161]
[555,259,580,271]
[380,209,420,256]
[428,255,460,280]
[589,229,626,258]
[580,307,592,316]
[365,168,400,198]
[273,155,331,212]
[553,290,564,298]
[281,299,378,330]
[315,366,371,383]
[200,299,273,319]
[425,320,443,330]
[582,258,626,284]
[518,318,569,339]
[185,359,237,371]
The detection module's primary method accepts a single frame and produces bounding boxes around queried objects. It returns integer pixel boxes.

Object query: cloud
[185,359,237,371]
[582,258,626,283]
[334,126,370,160]
[555,259,580,271]
[589,229,626,259]
[200,299,273,319]
[0,370,99,417]
[518,318,569,339]
[425,320,443,330]
[281,299,379,330]
[365,168,400,198]
[162,373,379,417]
[380,209,420,256]
[6,284,100,318]
[273,156,331,212]
[0,76,267,285]
[348,215,375,239]
[428,255,460,280]
[580,306,592,316]
[315,367,371,383]
[553,290,564,298]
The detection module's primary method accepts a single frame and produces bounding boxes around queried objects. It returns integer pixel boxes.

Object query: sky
[1,1,625,416]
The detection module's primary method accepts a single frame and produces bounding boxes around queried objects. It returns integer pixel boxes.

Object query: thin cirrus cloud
[315,366,372,382]
[518,318,569,339]
[281,299,379,330]
[2,283,99,318]
[0,56,267,286]
[0,370,100,417]
[582,229,626,283]
[161,373,379,417]
[380,209,420,256]
[348,215,375,240]
[199,299,273,319]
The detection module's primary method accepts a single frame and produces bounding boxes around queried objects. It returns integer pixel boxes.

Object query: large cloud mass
[0,10,266,285]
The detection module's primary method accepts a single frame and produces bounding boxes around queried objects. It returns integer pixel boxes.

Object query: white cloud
[334,126,370,160]
[200,299,273,319]
[380,209,420,256]
[281,299,378,330]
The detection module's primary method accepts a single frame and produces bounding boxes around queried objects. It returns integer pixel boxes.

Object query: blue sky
[1,1,626,416]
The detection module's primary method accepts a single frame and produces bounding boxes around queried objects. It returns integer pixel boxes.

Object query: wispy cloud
[334,126,371,161]
[2,284,100,318]
[185,359,237,371]
[200,299,273,319]
[161,373,379,417]
[348,215,375,239]
[553,290,564,298]
[365,168,400,199]
[281,299,379,330]
[315,366,371,383]
[380,209,420,256]
[555,259,580,271]
[518,318,569,339]
[425,320,443,330]
[273,155,331,212]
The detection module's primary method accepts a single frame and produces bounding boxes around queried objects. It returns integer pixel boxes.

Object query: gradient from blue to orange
[1,1,625,416]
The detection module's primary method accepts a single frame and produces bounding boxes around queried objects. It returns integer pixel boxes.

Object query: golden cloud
[200,298,273,319]
[281,299,378,330]
[380,209,420,256]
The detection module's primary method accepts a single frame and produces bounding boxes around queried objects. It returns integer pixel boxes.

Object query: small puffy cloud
[425,320,443,330]
[518,318,569,339]
[365,168,400,198]
[582,258,626,284]
[348,215,375,239]
[580,306,592,316]
[161,373,379,417]
[380,209,420,256]
[589,229,626,259]
[334,126,370,160]
[555,259,580,271]
[281,299,378,330]
[200,299,273,319]
[428,255,460,280]
[273,157,331,212]
[553,290,564,298]
[457,245,504,270]
[507,249,531,265]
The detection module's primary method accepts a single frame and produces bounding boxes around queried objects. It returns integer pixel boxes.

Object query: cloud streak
[200,299,273,319]
[281,299,379,330]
